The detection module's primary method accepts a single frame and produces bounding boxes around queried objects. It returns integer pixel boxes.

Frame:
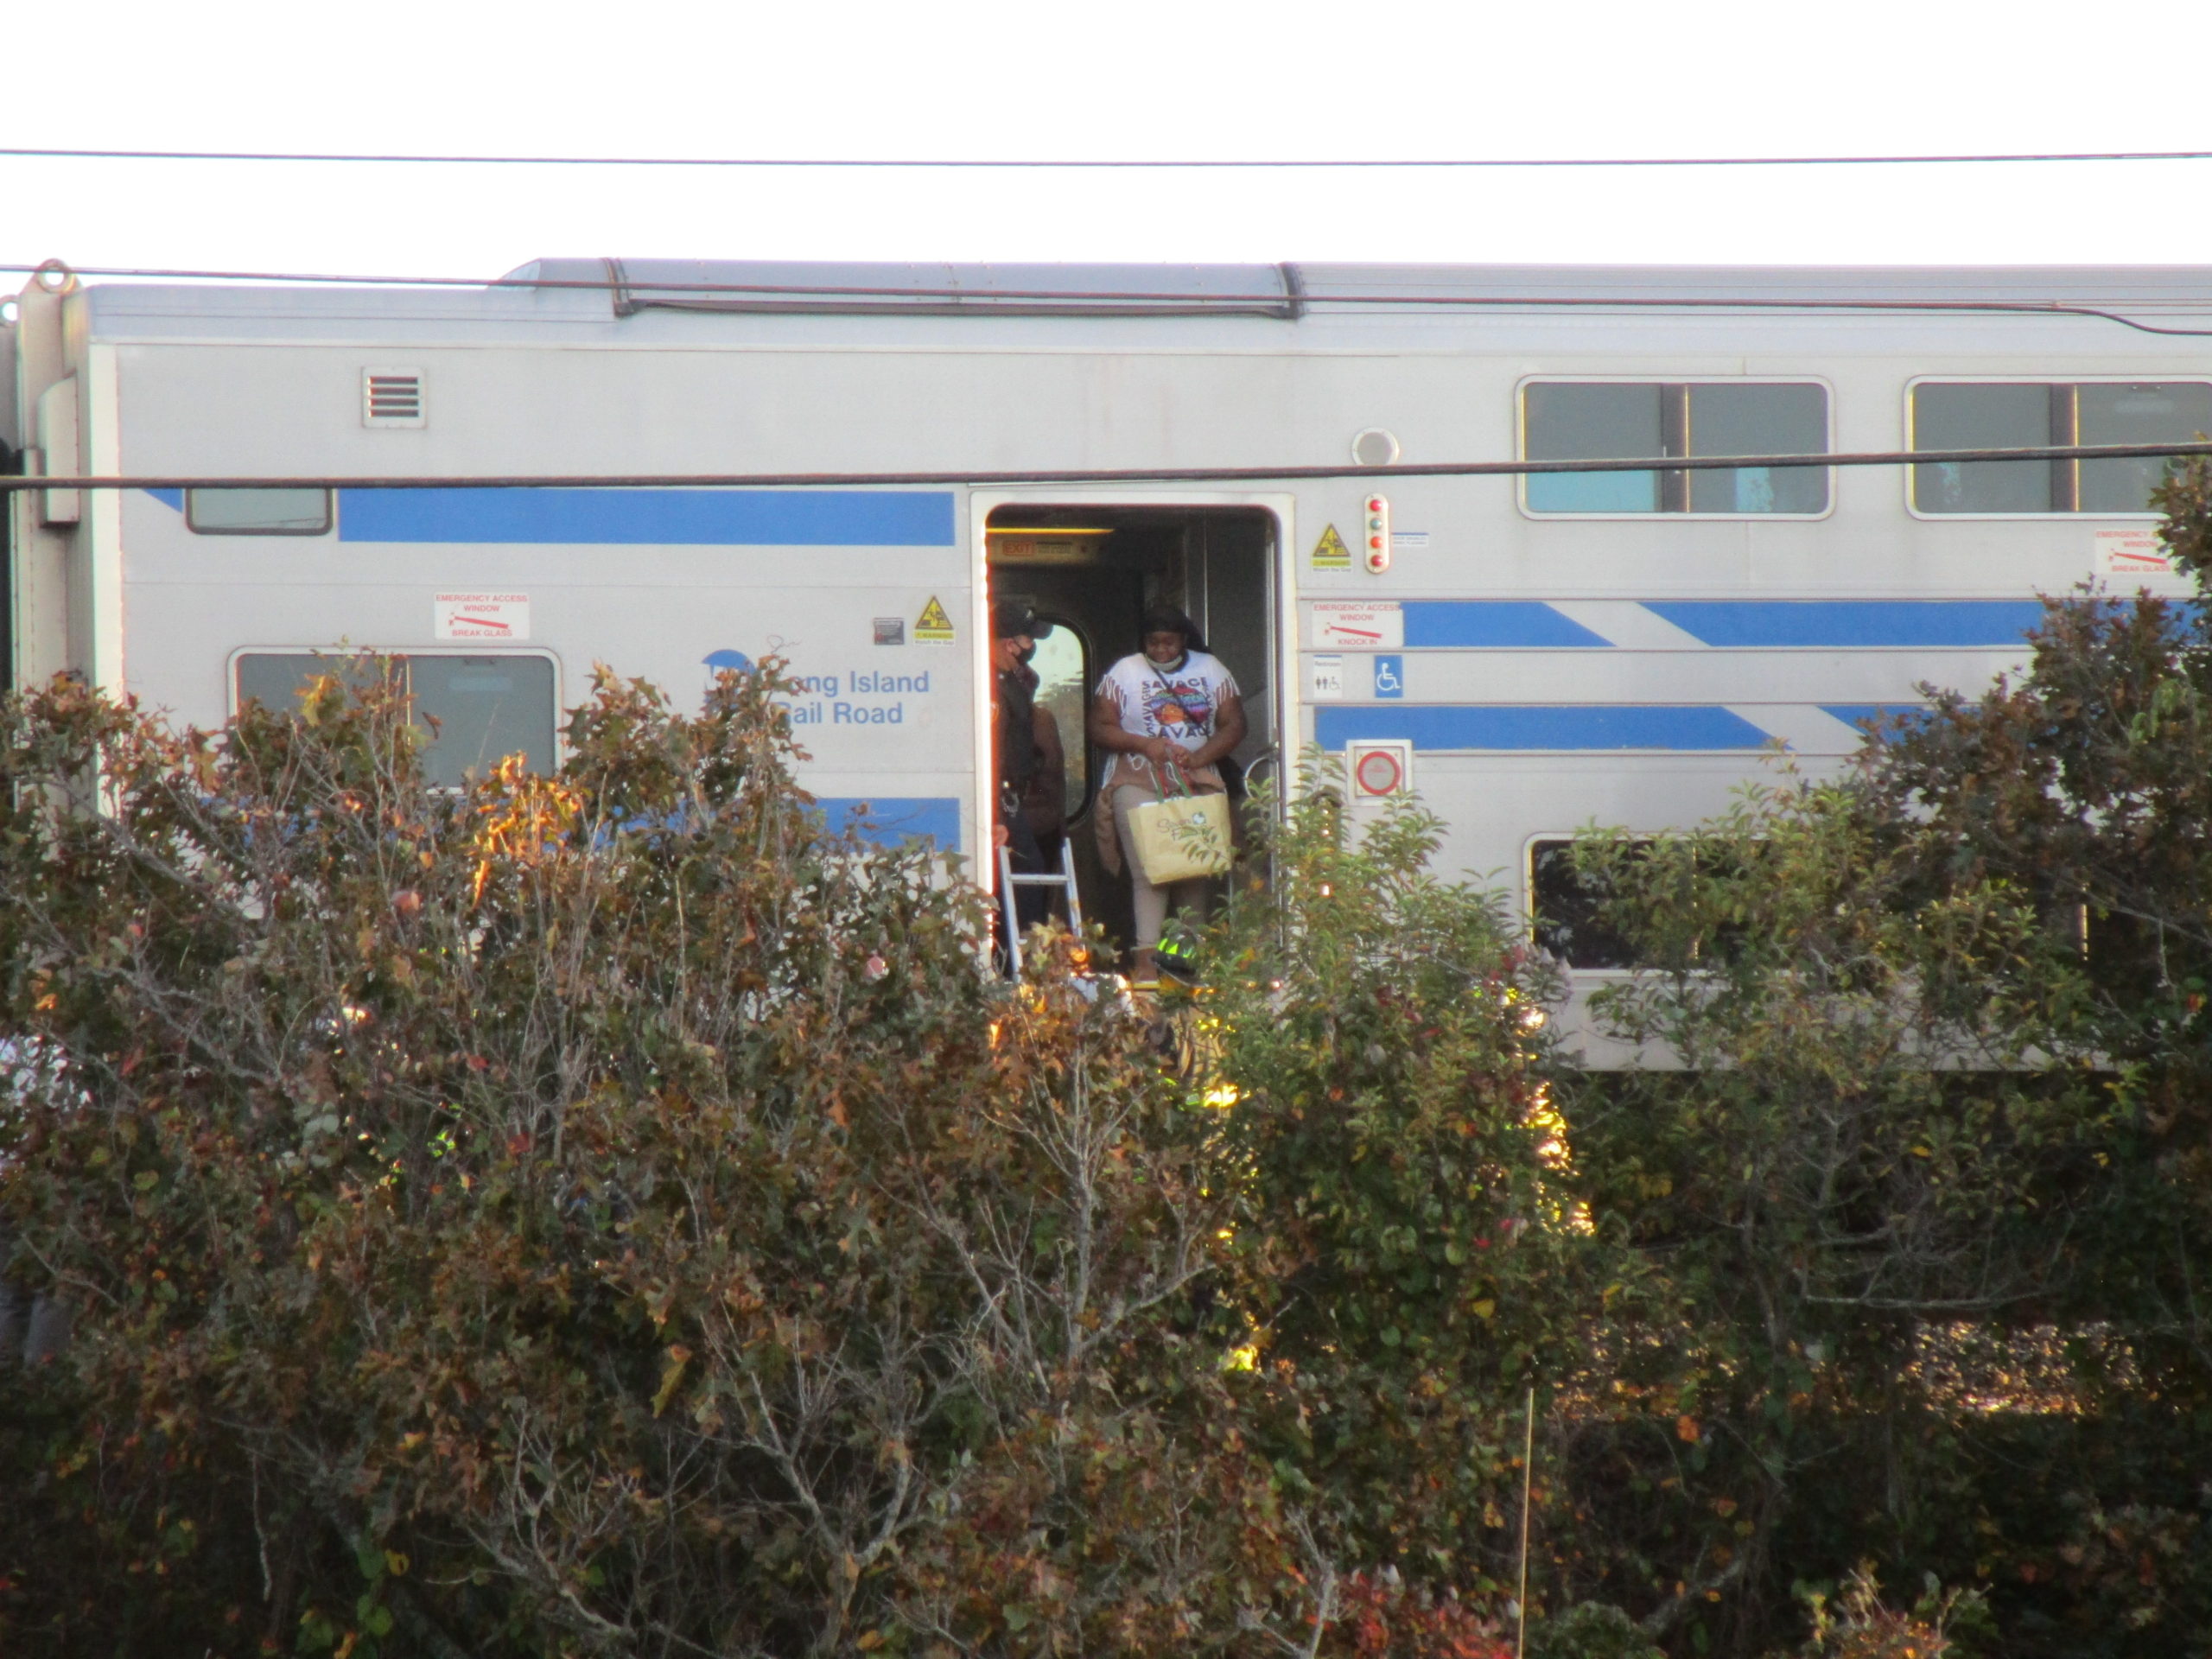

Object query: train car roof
[50,259,2212,345]
[508,259,2212,316]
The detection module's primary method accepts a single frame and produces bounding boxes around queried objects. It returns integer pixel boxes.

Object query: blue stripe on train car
[1818,703,1936,730]
[334,488,959,547]
[1316,705,1773,752]
[1644,601,2047,648]
[815,797,963,849]
[1401,602,1613,648]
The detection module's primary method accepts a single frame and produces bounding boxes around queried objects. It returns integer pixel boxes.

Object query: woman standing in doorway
[1089,604,1247,982]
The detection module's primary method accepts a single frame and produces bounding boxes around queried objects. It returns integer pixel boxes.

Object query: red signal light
[1362,493,1391,573]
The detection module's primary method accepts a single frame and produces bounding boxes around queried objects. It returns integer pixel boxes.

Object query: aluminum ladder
[995,839,1086,976]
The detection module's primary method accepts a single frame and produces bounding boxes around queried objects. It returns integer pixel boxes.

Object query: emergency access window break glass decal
[186,488,334,536]
[235,653,555,788]
[1521,382,1830,515]
[1910,381,2212,514]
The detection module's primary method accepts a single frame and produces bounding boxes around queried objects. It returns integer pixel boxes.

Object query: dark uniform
[995,659,1046,874]
[992,601,1057,942]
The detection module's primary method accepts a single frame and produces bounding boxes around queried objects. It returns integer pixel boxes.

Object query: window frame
[226,646,565,780]
[1027,612,1095,825]
[1526,832,1757,973]
[1526,834,1643,974]
[185,487,336,537]
[1904,374,2212,521]
[1515,373,1837,523]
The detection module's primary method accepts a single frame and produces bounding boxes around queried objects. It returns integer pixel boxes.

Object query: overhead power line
[3,145,2211,170]
[6,440,2210,494]
[9,261,2212,337]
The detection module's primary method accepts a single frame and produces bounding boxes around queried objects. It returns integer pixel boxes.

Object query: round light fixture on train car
[1351,428,1401,467]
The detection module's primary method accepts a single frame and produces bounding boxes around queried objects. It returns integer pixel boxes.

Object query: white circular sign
[1353,748,1403,797]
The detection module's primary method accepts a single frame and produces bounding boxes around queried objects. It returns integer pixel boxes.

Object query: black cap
[993,599,1054,639]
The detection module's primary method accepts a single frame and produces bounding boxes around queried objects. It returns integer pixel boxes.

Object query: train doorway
[983,502,1283,973]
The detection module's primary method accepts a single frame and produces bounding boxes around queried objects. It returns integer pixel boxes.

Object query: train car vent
[361,369,426,429]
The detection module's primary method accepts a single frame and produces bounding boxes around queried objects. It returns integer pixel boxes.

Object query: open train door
[978,495,1291,974]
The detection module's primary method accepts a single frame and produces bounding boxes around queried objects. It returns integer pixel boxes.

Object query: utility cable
[5,440,2210,494]
[4,145,2212,169]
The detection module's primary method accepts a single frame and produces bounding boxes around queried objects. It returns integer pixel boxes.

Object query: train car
[7,258,2210,1046]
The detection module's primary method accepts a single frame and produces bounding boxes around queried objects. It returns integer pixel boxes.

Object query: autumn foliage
[15,459,2212,1656]
[0,662,1570,1658]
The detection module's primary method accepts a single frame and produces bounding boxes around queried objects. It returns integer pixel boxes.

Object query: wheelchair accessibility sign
[1371,653,1405,700]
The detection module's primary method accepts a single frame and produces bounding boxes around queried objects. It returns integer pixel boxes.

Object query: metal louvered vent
[362,369,426,429]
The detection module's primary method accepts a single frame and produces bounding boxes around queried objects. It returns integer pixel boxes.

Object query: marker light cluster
[1363,493,1391,574]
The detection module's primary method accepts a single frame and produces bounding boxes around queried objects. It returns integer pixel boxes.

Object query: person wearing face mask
[1088,603,1247,982]
[991,599,1058,941]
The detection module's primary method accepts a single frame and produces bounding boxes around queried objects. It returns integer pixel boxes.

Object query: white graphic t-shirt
[1096,651,1239,789]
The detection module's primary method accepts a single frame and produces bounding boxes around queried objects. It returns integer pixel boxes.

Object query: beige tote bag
[1126,772,1233,885]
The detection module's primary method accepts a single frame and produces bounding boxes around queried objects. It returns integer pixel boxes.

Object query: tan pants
[1109,783,1215,950]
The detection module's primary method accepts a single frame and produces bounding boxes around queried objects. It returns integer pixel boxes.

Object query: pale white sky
[9,0,2212,282]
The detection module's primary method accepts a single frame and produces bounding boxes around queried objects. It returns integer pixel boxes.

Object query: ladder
[995,839,1086,976]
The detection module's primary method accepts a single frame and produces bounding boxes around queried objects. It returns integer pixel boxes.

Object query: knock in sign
[1308,601,1404,651]
[435,593,531,640]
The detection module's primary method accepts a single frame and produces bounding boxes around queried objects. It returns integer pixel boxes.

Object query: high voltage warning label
[914,595,957,644]
[1312,524,1351,569]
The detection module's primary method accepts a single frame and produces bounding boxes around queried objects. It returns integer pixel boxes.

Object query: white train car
[7,258,2210,1031]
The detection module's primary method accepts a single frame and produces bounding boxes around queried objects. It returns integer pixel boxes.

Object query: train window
[1026,619,1091,823]
[232,652,556,786]
[1530,837,1749,969]
[1529,839,1643,969]
[1521,382,1828,515]
[186,488,334,535]
[1523,384,1662,512]
[410,655,558,788]
[1686,385,1829,513]
[234,652,397,713]
[2080,384,2212,512]
[1910,381,2212,514]
[1909,385,2050,513]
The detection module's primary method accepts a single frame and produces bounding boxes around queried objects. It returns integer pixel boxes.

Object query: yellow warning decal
[1312,524,1351,569]
[914,594,957,644]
